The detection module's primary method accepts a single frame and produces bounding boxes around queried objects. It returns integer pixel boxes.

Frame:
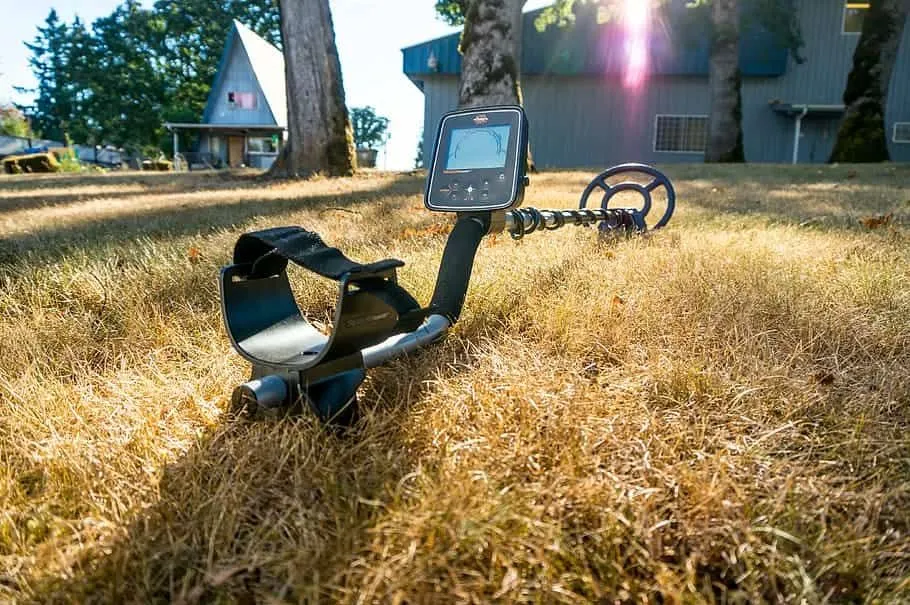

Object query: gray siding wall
[887,11,910,162]
[206,40,275,126]
[419,0,910,166]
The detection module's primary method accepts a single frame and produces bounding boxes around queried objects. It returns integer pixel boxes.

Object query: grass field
[0,165,908,603]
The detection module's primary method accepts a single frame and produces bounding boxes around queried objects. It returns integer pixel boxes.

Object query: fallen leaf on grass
[859,213,893,230]
[188,246,202,264]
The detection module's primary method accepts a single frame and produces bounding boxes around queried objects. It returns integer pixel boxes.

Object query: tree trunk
[830,0,909,163]
[458,0,533,168]
[269,0,354,178]
[705,0,745,163]
[458,0,524,107]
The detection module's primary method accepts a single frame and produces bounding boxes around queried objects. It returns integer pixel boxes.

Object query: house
[403,0,910,167]
[165,20,286,170]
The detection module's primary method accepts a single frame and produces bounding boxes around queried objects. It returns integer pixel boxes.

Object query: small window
[227,91,257,110]
[843,2,869,34]
[654,115,708,153]
[247,136,278,153]
[894,122,910,143]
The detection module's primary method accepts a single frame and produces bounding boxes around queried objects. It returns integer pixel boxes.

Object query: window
[843,2,869,34]
[654,115,708,153]
[227,91,257,110]
[247,136,278,154]
[894,122,910,143]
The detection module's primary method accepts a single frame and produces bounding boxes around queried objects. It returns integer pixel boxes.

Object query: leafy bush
[350,106,390,150]
[0,106,32,138]
[57,139,83,173]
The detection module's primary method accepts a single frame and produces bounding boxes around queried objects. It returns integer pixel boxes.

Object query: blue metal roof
[403,3,788,84]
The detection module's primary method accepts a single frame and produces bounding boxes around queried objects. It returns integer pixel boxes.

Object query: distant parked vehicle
[141,156,174,171]
[2,147,72,174]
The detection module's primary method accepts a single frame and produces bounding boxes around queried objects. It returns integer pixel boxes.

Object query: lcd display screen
[445,125,512,170]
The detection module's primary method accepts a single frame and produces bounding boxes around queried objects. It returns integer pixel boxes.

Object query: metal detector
[219,105,676,425]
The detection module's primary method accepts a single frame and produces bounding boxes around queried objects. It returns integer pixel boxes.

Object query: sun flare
[623,0,650,88]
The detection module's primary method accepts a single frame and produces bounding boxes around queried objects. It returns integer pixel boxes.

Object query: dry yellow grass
[0,165,908,603]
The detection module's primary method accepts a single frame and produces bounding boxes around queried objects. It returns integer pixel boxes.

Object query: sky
[0,0,553,170]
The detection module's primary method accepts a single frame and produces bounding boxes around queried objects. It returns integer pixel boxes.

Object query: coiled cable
[505,207,646,240]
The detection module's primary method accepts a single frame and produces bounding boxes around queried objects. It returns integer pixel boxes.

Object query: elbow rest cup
[220,263,416,375]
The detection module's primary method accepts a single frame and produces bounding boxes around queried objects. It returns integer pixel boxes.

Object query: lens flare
[623,0,650,88]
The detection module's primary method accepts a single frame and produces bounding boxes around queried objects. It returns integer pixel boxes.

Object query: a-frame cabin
[165,20,287,170]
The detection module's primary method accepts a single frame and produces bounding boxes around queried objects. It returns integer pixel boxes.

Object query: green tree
[830,0,910,162]
[17,10,77,141]
[0,106,32,138]
[153,0,280,126]
[435,0,468,25]
[350,107,390,150]
[415,130,425,169]
[87,1,167,150]
[18,0,280,153]
[62,17,97,144]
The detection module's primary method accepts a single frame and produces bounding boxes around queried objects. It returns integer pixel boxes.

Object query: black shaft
[506,207,644,239]
[429,213,491,323]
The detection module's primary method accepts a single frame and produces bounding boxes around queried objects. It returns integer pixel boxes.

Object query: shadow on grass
[0,169,260,191]
[22,234,587,602]
[28,313,497,603]
[0,171,274,214]
[0,173,426,268]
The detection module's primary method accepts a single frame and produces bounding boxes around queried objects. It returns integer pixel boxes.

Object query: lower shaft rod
[504,207,640,239]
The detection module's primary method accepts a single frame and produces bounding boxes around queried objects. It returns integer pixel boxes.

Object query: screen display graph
[444,125,512,171]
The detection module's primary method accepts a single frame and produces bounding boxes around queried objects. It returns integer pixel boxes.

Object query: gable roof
[402,2,788,87]
[203,20,287,127]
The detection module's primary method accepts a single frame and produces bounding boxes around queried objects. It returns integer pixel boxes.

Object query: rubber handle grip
[429,214,490,323]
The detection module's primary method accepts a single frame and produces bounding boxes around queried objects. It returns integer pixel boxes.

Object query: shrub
[56,146,83,173]
[350,106,390,150]
[0,106,32,138]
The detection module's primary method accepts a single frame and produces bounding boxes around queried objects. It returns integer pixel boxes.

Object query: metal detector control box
[425,105,529,212]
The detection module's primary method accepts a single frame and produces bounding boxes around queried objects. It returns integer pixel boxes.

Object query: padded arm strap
[232,226,428,334]
[234,226,404,280]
